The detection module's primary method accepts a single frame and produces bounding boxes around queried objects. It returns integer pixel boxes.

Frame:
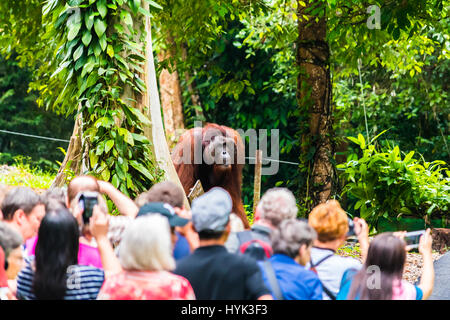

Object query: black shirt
[173,245,271,300]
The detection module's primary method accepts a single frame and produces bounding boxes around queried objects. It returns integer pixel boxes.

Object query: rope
[245,156,299,166]
[0,129,301,166]
[0,129,70,143]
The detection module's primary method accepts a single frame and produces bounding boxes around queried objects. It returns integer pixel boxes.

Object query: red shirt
[97,270,195,300]
[0,246,7,287]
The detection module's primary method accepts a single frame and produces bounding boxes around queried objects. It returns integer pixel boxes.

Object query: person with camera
[65,175,139,268]
[307,200,369,300]
[15,208,104,300]
[337,229,434,300]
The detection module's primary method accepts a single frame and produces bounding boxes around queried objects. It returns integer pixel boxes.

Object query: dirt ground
[337,240,445,284]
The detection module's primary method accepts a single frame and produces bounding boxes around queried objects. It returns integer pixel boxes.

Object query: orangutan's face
[203,135,235,172]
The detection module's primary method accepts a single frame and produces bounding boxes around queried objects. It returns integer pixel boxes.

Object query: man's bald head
[67,175,100,205]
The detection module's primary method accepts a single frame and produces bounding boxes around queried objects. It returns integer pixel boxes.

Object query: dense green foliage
[38,0,165,197]
[0,55,73,171]
[338,134,449,230]
[0,0,448,227]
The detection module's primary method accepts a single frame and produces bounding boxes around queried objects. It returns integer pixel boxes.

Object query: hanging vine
[40,0,164,197]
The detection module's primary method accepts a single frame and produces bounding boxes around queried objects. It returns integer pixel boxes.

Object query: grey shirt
[225,224,272,253]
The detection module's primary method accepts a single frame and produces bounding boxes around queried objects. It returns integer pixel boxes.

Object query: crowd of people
[0,176,435,300]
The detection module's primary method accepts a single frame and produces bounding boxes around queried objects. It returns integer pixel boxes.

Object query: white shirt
[306,247,362,300]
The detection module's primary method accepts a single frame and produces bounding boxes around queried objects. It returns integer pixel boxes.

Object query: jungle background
[0,0,448,231]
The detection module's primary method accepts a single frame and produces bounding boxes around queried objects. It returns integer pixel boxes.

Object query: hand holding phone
[404,230,426,250]
[418,228,432,255]
[78,191,99,225]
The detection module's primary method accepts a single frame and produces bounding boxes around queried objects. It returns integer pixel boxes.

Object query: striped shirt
[16,256,105,300]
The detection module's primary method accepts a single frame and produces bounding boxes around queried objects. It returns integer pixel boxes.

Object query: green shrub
[337,134,450,230]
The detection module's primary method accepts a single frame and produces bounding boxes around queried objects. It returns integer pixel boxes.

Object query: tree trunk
[297,0,334,208]
[158,35,185,148]
[141,12,190,209]
[51,111,83,187]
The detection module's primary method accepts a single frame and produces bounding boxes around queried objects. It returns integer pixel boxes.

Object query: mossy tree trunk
[297,0,335,209]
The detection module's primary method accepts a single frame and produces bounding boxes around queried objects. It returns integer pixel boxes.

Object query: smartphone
[78,191,99,224]
[404,230,425,249]
[347,217,356,237]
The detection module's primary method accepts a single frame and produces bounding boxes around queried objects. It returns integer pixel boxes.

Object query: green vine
[40,0,163,197]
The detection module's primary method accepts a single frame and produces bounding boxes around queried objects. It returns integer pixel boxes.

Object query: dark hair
[33,208,79,300]
[348,233,406,300]
[1,187,42,221]
[136,181,184,209]
[197,230,226,240]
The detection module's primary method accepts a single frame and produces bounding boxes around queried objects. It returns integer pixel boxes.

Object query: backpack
[237,230,273,261]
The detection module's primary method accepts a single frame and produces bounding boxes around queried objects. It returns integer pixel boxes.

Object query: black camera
[78,191,99,225]
[347,217,356,237]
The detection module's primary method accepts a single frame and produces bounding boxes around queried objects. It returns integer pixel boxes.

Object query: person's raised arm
[354,217,369,263]
[97,180,139,218]
[418,229,434,300]
[90,205,122,277]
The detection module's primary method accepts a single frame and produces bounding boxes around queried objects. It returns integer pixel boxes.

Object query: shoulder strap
[262,260,284,300]
[310,253,336,300]
[237,230,254,245]
[310,253,334,269]
[321,283,337,300]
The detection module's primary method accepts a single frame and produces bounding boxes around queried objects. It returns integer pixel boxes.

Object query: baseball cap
[191,187,232,232]
[137,202,189,227]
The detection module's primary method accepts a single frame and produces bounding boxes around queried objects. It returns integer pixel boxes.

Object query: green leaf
[105,140,114,153]
[145,0,163,10]
[85,12,95,30]
[128,106,151,126]
[89,150,99,168]
[403,151,415,163]
[120,10,133,27]
[118,128,134,146]
[99,34,107,51]
[347,136,361,147]
[357,134,366,149]
[130,160,154,181]
[106,44,114,58]
[94,18,107,38]
[82,31,92,46]
[111,174,120,189]
[73,44,84,61]
[130,0,141,15]
[96,0,107,18]
[101,166,110,181]
[85,72,99,89]
[93,41,102,57]
[67,22,82,41]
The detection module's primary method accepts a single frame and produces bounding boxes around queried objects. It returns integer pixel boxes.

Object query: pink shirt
[25,236,103,269]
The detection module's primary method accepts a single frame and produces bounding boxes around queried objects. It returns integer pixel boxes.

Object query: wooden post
[252,150,263,215]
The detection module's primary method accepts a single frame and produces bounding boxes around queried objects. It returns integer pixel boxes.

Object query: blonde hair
[118,215,175,271]
[308,200,349,242]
